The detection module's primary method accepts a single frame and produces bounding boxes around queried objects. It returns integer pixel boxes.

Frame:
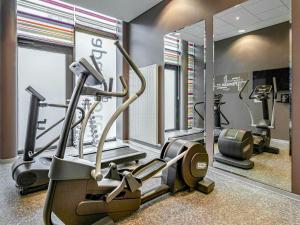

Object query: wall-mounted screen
[253,68,290,91]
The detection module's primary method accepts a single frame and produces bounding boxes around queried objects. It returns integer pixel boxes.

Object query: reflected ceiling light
[236,16,240,20]
[238,29,246,33]
[234,4,240,7]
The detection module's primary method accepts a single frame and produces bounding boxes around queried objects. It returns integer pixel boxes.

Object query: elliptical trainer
[43,41,214,225]
[193,94,229,142]
[214,94,230,141]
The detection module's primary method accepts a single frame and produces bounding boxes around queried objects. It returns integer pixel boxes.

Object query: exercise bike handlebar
[91,41,146,182]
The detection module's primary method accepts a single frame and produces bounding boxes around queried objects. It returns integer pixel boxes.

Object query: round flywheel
[181,143,208,188]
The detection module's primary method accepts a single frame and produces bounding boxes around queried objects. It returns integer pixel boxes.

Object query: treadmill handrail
[29,106,85,159]
[91,41,146,182]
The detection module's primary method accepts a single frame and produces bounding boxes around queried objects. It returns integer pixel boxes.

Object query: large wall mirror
[164,20,206,144]
[212,0,291,191]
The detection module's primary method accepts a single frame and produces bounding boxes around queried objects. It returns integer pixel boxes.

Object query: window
[164,65,179,131]
[75,30,117,144]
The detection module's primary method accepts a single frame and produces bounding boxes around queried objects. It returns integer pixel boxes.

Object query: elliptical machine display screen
[254,85,272,95]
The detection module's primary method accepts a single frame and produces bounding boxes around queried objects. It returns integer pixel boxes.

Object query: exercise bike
[239,78,279,154]
[43,41,214,225]
[215,78,279,169]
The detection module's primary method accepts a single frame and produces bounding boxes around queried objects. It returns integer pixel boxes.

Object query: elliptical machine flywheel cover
[181,142,208,188]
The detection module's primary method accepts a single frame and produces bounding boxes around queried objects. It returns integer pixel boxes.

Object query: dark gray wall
[193,45,205,128]
[214,22,290,140]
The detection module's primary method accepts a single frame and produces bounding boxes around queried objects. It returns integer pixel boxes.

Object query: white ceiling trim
[62,0,163,22]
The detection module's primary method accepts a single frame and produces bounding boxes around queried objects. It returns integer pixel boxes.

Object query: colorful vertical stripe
[164,34,196,128]
[188,42,195,128]
[17,0,120,46]
[164,33,180,65]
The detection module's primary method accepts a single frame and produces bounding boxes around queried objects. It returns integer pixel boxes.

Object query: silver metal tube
[78,100,100,158]
[91,95,138,181]
[269,77,278,128]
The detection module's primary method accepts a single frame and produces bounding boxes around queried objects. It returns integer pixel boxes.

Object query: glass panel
[212,0,292,191]
[164,68,177,131]
[17,47,66,151]
[164,20,206,144]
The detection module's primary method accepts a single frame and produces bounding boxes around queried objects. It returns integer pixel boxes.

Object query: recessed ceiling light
[236,16,240,20]
[238,29,246,33]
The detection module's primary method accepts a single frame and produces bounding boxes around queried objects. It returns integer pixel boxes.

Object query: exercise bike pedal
[196,178,215,194]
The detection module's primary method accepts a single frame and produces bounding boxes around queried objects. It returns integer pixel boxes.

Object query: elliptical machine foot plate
[214,153,254,170]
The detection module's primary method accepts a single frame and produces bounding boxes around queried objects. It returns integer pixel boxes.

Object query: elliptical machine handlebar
[91,41,146,182]
[239,80,249,100]
[238,80,255,126]
[269,77,277,129]
[90,55,108,92]
[115,41,146,97]
[194,101,204,121]
[83,54,129,98]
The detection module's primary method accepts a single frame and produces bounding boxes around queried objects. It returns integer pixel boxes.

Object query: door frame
[164,63,180,132]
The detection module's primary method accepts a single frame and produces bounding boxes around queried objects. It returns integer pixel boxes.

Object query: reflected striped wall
[17,0,119,46]
[164,33,195,128]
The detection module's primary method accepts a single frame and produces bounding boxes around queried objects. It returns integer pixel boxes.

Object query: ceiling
[177,0,291,45]
[62,0,163,22]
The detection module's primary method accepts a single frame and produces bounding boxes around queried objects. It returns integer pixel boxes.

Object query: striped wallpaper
[17,0,119,46]
[164,34,180,65]
[75,6,118,34]
[164,34,196,128]
[188,43,195,128]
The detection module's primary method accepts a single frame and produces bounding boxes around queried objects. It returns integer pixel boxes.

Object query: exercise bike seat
[132,159,167,182]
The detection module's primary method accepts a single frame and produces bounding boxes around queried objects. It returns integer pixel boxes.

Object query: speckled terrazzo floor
[1,142,299,225]
[214,139,291,191]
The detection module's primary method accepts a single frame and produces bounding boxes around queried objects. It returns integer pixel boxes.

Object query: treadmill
[166,101,205,144]
[168,129,205,144]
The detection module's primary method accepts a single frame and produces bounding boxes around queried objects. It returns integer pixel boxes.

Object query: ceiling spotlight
[238,29,246,33]
[236,16,240,20]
